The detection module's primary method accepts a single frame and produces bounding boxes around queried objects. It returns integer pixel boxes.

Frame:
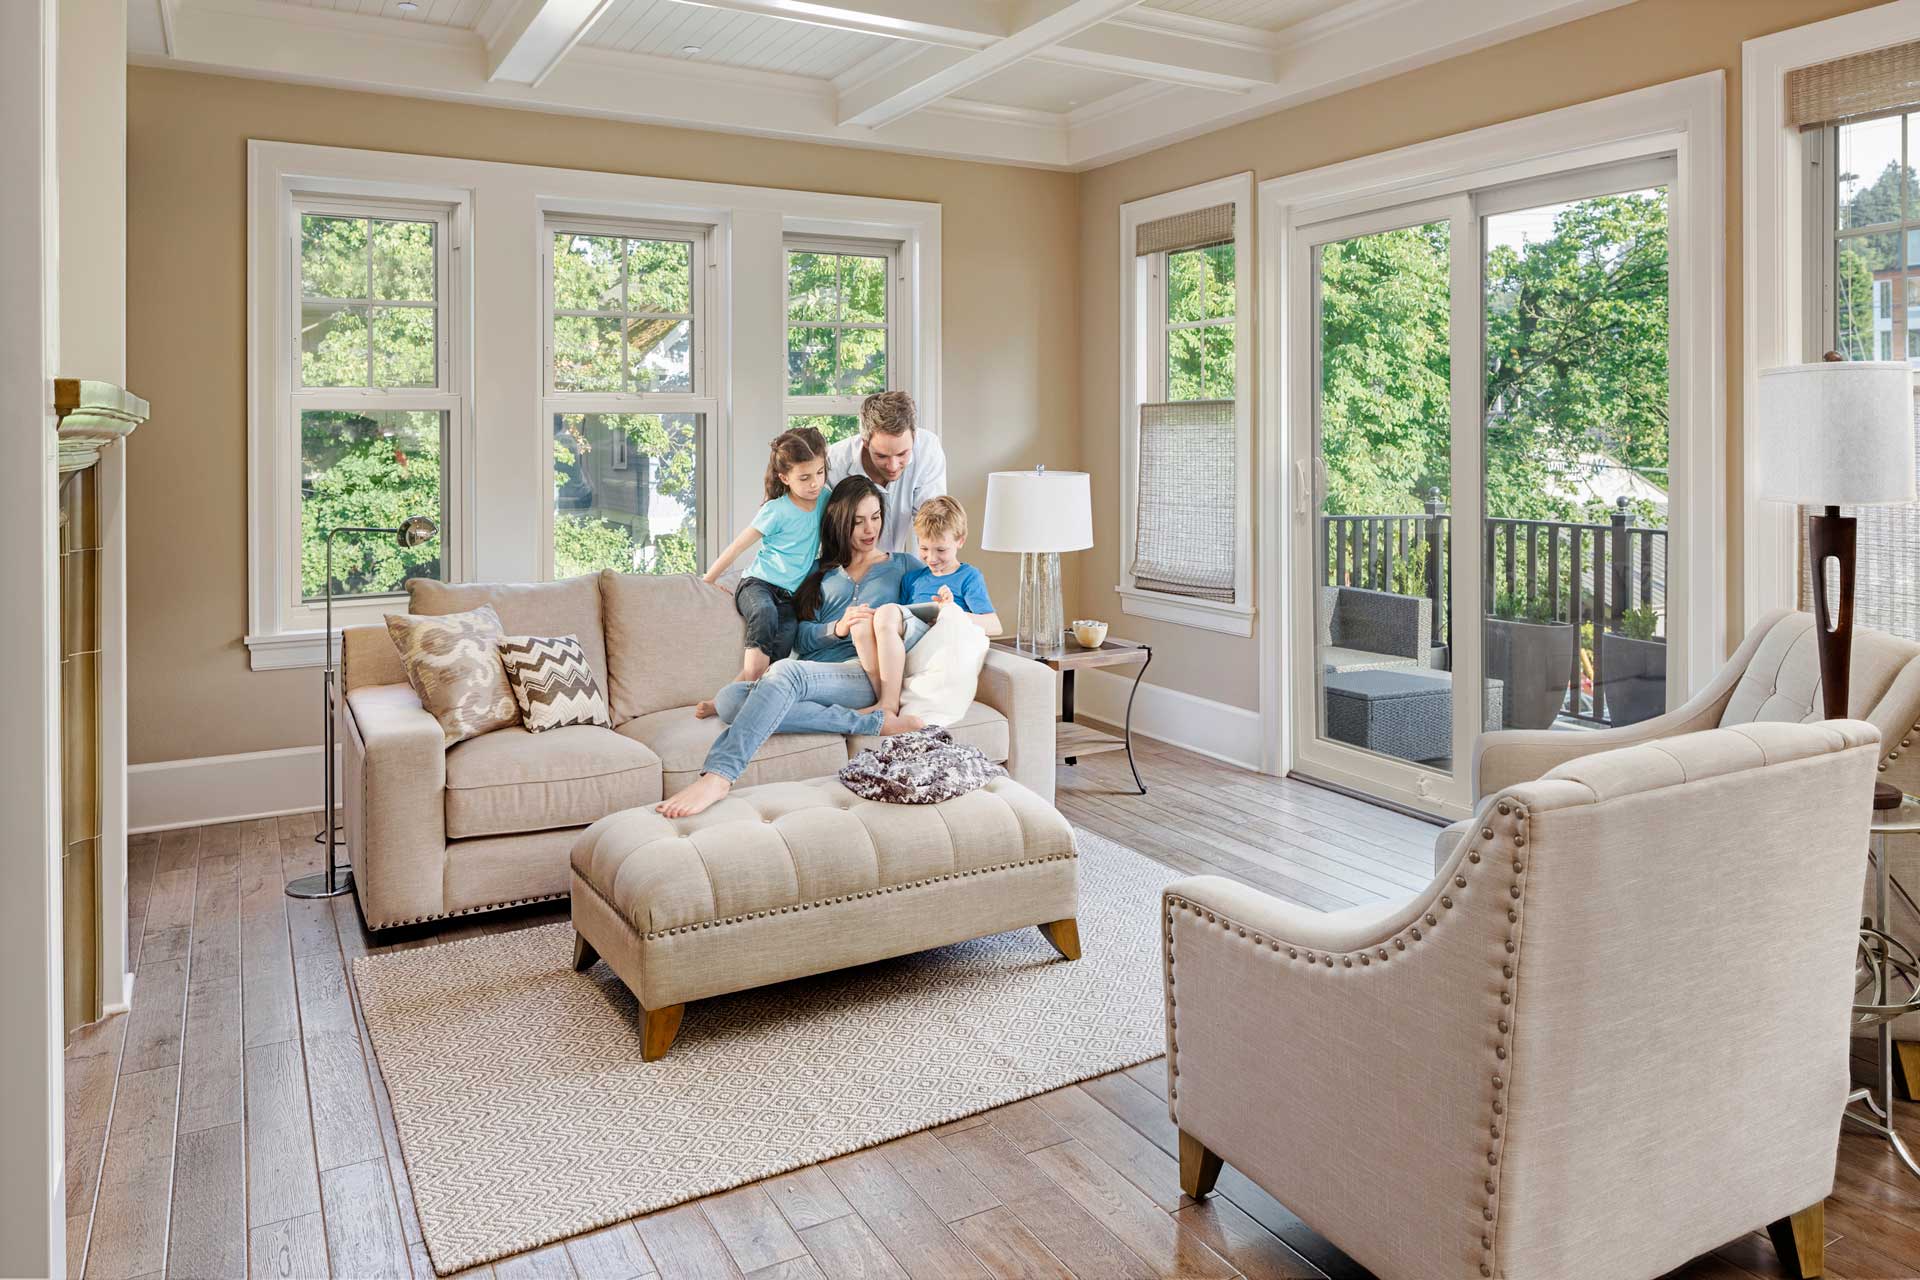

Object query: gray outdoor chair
[1318,586,1438,674]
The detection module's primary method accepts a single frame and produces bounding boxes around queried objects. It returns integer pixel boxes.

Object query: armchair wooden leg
[1038,918,1081,961]
[1766,1202,1825,1280]
[1179,1130,1222,1200]
[1895,1040,1919,1104]
[572,933,598,972]
[641,1003,685,1062]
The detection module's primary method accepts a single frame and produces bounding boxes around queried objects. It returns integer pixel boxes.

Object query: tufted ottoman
[568,774,1080,1059]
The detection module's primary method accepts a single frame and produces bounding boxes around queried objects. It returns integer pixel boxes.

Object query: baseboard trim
[130,744,339,833]
[101,970,135,1016]
[1072,669,1263,772]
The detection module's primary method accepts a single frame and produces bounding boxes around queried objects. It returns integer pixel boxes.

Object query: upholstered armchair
[1437,609,1920,1096]
[1164,720,1878,1280]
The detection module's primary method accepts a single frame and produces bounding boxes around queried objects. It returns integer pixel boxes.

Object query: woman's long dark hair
[794,475,883,622]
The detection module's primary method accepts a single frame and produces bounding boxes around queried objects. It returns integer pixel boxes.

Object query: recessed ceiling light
[680,44,702,54]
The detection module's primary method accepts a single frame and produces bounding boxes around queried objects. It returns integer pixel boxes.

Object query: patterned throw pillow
[384,604,520,746]
[497,635,612,732]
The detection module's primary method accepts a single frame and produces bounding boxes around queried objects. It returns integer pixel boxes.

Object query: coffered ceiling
[126,0,1632,169]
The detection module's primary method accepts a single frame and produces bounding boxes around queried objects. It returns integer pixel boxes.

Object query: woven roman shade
[1135,203,1234,257]
[1798,395,1920,641]
[1786,41,1920,128]
[1131,400,1236,601]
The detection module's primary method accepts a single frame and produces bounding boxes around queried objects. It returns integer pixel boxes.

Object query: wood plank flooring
[63,737,1920,1279]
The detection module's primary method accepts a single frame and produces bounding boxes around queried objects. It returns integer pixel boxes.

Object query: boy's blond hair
[859,390,916,437]
[913,495,967,543]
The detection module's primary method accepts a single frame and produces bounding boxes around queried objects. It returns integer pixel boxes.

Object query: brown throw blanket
[839,727,1006,804]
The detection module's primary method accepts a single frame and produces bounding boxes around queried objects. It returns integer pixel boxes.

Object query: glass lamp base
[1015,551,1064,657]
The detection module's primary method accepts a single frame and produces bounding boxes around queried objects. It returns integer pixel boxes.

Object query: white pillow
[900,603,989,726]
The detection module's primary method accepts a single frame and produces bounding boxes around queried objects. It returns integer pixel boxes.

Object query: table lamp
[981,466,1092,657]
[1757,357,1915,780]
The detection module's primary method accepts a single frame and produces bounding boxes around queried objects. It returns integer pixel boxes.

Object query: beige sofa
[1167,720,1879,1280]
[338,572,1055,929]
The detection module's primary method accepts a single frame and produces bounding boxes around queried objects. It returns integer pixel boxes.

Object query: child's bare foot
[655,773,731,817]
[693,699,717,719]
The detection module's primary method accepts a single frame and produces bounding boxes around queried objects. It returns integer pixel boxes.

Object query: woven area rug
[354,829,1179,1275]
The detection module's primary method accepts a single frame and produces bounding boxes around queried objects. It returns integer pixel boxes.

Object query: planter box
[1601,633,1667,727]
[1485,619,1576,730]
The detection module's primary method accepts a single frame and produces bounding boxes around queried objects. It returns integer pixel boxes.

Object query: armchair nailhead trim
[1161,795,1534,1280]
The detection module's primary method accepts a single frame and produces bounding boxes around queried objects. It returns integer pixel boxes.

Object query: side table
[1854,795,1920,1179]
[990,635,1152,794]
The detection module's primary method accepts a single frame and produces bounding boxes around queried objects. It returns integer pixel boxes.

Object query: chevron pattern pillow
[497,635,612,732]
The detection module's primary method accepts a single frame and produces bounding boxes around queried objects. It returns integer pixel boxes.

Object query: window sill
[244,629,341,672]
[1116,586,1254,637]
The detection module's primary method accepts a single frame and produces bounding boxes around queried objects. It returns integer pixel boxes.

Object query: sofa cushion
[383,604,520,746]
[601,572,746,722]
[410,575,610,703]
[850,700,1008,762]
[444,724,661,839]
[616,707,848,790]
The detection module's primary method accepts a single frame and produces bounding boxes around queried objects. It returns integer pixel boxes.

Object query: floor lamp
[980,466,1093,658]
[289,514,439,901]
[1757,356,1915,806]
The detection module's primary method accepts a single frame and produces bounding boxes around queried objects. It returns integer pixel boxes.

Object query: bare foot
[877,712,924,735]
[655,773,732,818]
[692,699,717,719]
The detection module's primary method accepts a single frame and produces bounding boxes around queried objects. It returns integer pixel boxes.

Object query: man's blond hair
[859,390,917,438]
[913,495,967,543]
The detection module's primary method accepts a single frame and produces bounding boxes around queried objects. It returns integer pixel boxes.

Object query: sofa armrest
[976,649,1056,804]
[341,683,448,927]
[342,622,408,692]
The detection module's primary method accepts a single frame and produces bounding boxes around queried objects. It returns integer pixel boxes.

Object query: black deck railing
[1320,494,1667,725]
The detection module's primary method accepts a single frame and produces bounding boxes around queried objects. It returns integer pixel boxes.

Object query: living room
[7,0,1920,1277]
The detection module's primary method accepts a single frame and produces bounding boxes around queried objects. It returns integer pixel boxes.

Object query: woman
[656,476,926,818]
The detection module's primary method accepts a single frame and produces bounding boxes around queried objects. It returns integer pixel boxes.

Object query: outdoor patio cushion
[443,723,661,839]
[616,706,847,791]
[1320,645,1421,674]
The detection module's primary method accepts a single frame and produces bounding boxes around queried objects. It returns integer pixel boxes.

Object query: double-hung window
[544,218,717,577]
[1118,175,1254,634]
[783,239,899,443]
[291,196,458,608]
[1806,95,1920,640]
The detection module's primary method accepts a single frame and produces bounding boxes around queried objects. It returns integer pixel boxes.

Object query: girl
[658,476,924,818]
[696,426,828,717]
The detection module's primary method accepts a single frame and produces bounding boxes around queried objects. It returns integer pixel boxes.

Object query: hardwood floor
[64,737,1920,1279]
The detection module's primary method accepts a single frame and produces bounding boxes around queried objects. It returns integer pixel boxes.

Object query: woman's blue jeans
[701,658,882,781]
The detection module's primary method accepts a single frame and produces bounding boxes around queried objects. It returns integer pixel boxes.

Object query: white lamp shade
[1757,361,1916,506]
[980,469,1093,553]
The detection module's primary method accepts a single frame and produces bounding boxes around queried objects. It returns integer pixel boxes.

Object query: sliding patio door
[1289,157,1677,818]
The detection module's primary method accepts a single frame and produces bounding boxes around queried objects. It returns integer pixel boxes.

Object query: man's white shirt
[825,431,948,554]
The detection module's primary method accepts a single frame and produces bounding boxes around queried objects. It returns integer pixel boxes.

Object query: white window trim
[1117,171,1256,637]
[782,234,906,424]
[1744,3,1920,632]
[1258,73,1726,803]
[539,213,724,579]
[248,175,475,670]
[247,141,940,669]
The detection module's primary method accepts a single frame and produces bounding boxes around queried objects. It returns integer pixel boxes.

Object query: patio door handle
[1293,458,1311,516]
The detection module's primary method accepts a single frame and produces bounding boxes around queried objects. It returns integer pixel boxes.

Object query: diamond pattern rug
[354,829,1179,1275]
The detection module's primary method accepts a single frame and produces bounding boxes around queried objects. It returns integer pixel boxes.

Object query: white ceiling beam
[837,0,1143,129]
[481,0,615,86]
[666,0,1007,48]
[1045,21,1275,92]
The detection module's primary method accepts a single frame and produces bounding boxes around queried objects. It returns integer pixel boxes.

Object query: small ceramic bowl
[1072,619,1109,648]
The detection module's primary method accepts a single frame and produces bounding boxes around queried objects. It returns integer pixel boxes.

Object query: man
[825,390,946,554]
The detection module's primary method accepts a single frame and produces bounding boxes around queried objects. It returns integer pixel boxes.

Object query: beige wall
[1073,0,1886,712]
[125,67,1080,764]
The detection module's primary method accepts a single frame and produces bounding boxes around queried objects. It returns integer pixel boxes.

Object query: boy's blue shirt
[903,562,994,615]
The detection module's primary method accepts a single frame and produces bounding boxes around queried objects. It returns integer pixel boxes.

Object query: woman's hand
[836,603,876,639]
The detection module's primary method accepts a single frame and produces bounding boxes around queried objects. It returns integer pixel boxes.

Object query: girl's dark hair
[764,425,828,502]
[794,475,883,622]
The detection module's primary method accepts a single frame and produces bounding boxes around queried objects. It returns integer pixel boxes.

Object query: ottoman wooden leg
[573,933,598,972]
[1767,1202,1825,1279]
[641,1004,685,1061]
[1038,918,1081,961]
[1895,1040,1919,1103]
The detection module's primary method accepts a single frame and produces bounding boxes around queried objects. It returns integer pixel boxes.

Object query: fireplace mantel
[53,378,148,472]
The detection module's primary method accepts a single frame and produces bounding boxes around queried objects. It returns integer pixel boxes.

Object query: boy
[848,496,1001,719]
